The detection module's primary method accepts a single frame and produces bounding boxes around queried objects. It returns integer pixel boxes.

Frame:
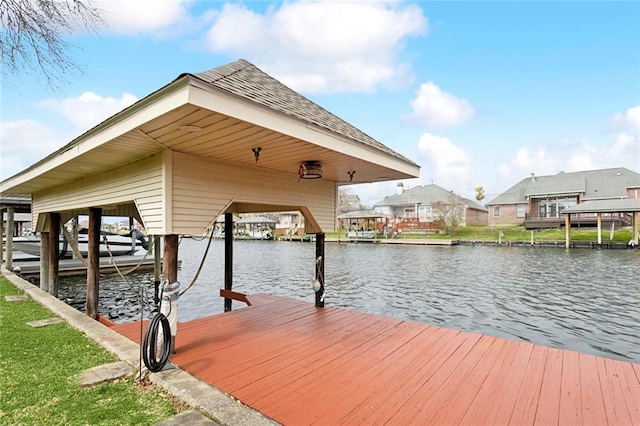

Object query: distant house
[486,167,640,228]
[374,183,488,229]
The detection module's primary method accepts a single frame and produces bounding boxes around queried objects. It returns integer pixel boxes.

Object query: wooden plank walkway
[112,294,640,425]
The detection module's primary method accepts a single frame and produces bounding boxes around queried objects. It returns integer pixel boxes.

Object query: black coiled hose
[141,312,171,372]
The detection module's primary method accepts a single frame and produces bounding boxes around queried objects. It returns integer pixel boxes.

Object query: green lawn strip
[0,277,180,425]
[328,226,634,243]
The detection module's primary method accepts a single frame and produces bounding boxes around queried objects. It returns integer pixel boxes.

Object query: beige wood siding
[32,152,164,232]
[171,151,337,234]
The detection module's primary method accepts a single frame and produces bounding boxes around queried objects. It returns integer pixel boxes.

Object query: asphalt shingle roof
[487,167,640,205]
[374,184,487,211]
[184,59,417,167]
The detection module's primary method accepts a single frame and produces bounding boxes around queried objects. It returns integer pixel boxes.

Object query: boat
[346,230,377,239]
[11,229,148,258]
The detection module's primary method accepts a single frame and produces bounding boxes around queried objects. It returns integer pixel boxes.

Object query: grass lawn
[0,276,185,425]
[328,226,635,243]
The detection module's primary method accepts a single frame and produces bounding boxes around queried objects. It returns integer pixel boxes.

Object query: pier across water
[111,293,640,425]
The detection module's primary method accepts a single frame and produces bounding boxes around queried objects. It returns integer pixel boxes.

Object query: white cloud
[1,92,139,180]
[95,0,191,35]
[203,1,428,94]
[0,120,67,179]
[409,81,475,129]
[498,135,640,185]
[417,133,472,194]
[38,92,138,132]
[610,105,640,133]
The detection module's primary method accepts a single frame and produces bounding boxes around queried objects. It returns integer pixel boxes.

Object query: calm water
[59,239,640,363]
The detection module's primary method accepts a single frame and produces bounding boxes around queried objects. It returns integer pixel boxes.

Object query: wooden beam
[315,233,325,308]
[86,207,102,319]
[39,232,49,292]
[163,234,179,284]
[219,289,252,306]
[5,207,14,271]
[596,212,602,245]
[224,212,233,312]
[565,214,571,249]
[47,213,60,296]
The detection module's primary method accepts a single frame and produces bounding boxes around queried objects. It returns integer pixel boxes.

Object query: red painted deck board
[112,293,639,425]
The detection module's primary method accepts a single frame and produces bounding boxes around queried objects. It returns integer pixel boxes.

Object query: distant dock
[328,237,458,245]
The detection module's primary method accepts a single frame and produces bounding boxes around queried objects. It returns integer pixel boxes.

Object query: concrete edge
[1,266,278,426]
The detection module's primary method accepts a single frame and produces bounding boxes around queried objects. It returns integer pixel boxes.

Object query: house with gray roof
[374,183,488,230]
[486,167,640,228]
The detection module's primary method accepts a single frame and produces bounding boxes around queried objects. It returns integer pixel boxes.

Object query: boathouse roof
[0,59,419,198]
[186,60,414,166]
[0,59,419,235]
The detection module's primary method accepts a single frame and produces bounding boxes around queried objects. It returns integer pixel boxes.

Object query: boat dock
[111,293,639,425]
[329,238,458,245]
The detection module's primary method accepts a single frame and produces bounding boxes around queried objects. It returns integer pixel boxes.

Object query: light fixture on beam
[252,147,262,163]
[298,161,323,180]
[179,124,202,132]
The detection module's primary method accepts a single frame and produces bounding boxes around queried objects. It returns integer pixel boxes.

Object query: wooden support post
[40,232,50,291]
[315,233,325,308]
[633,212,639,245]
[153,236,161,305]
[224,212,233,312]
[596,212,602,246]
[47,213,60,296]
[86,208,102,319]
[71,217,79,260]
[163,234,179,284]
[6,207,14,271]
[565,214,571,249]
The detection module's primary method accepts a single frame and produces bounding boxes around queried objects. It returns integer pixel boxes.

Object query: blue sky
[1,0,639,206]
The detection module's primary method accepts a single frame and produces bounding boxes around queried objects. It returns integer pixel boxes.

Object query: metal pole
[153,235,161,306]
[315,233,325,308]
[224,213,233,312]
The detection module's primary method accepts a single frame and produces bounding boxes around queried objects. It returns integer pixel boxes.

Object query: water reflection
[59,239,640,362]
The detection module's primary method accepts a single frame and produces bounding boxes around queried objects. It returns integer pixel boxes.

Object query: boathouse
[0,59,419,314]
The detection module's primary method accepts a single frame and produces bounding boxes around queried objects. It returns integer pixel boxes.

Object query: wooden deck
[112,294,640,425]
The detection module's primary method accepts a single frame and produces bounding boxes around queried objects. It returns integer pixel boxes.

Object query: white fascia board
[0,79,192,195]
[186,82,419,178]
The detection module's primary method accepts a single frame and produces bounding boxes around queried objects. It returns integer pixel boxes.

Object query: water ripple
[59,240,640,363]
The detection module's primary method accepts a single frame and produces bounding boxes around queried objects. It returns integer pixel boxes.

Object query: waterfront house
[486,167,640,228]
[373,183,488,231]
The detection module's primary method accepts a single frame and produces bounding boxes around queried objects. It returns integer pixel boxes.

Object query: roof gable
[375,184,487,211]
[186,59,416,166]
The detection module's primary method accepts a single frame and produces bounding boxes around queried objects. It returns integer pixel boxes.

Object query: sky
[1,0,639,207]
